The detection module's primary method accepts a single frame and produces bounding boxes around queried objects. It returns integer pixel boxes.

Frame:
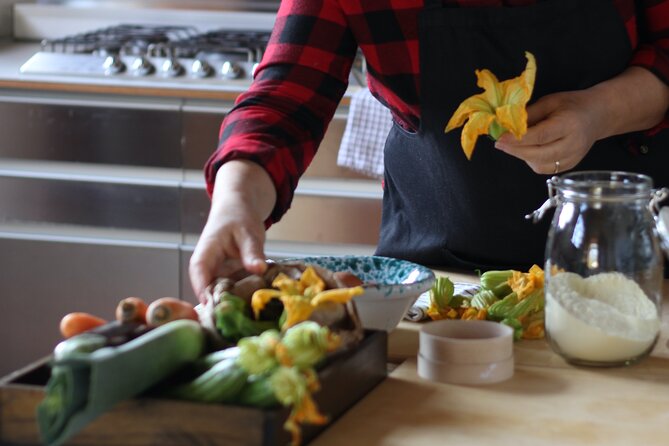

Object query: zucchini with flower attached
[426,265,546,340]
[470,289,498,310]
[479,269,514,297]
[486,292,519,320]
[165,356,248,404]
[162,321,342,446]
[427,276,471,319]
[215,292,278,342]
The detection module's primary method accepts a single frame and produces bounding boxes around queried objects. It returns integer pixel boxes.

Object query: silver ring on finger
[553,160,560,175]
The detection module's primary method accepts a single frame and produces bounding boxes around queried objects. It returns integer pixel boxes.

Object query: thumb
[526,95,558,126]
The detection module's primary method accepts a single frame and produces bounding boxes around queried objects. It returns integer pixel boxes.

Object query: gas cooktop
[20,24,272,84]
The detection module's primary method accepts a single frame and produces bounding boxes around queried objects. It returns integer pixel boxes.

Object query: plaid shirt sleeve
[204,0,357,226]
[628,0,669,84]
[626,0,669,133]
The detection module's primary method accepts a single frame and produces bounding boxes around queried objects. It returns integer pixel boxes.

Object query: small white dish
[420,319,513,364]
[417,352,514,385]
[418,319,514,385]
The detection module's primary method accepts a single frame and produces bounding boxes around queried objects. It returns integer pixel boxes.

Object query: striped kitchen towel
[337,87,393,179]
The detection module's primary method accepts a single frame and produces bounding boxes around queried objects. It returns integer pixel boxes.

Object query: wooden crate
[0,331,387,446]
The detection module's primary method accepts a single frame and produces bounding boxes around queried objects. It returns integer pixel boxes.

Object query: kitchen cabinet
[0,89,382,375]
[0,236,180,377]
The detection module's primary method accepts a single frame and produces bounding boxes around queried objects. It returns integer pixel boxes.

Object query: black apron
[376,0,669,272]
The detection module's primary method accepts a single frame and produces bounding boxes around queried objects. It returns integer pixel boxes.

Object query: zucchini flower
[269,365,308,407]
[427,277,471,320]
[508,264,544,300]
[237,329,281,375]
[445,51,536,159]
[252,266,364,330]
[277,321,341,369]
[270,366,327,446]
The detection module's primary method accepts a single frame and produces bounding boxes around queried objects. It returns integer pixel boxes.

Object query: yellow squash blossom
[508,264,544,300]
[252,266,364,330]
[445,51,536,159]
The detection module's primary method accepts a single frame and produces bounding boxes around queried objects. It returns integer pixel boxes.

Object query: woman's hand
[494,67,669,174]
[494,89,603,174]
[188,160,277,303]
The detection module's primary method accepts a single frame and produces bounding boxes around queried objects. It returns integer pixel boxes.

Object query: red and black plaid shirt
[206,0,669,225]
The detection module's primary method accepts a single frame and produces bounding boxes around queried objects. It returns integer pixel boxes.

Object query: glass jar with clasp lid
[527,171,669,367]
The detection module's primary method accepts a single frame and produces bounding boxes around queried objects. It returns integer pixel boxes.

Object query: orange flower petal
[445,95,494,132]
[460,111,495,160]
[280,295,315,329]
[310,286,363,306]
[476,68,502,107]
[496,104,528,140]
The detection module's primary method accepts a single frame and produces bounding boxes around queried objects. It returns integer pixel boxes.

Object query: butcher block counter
[311,270,669,446]
[1,270,668,445]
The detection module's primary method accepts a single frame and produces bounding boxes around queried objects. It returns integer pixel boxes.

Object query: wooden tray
[0,330,387,446]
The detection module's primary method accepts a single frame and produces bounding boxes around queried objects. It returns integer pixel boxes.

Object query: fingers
[236,225,268,275]
[495,120,567,174]
[188,245,216,304]
[494,91,596,175]
[188,221,268,303]
[495,140,567,174]
[497,98,564,147]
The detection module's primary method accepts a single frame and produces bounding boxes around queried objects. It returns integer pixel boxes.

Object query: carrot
[59,312,107,339]
[146,297,199,327]
[116,297,148,324]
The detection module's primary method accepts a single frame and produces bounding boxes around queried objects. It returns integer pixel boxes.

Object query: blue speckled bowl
[284,255,435,332]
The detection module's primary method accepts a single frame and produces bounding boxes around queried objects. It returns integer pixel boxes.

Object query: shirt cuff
[204,148,295,228]
[629,43,669,135]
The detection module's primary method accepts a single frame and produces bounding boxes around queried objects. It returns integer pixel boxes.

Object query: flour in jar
[545,271,660,362]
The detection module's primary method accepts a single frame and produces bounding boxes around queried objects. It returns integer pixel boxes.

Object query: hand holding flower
[445,52,536,159]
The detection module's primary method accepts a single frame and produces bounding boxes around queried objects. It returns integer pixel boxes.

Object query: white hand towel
[404,282,480,322]
[337,88,392,179]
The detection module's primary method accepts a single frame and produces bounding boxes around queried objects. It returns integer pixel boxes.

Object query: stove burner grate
[23,24,276,82]
[40,24,199,55]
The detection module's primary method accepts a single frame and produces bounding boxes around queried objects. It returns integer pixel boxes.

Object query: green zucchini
[53,333,108,361]
[38,319,205,446]
[238,376,280,408]
[487,292,519,320]
[166,358,248,404]
[479,270,514,297]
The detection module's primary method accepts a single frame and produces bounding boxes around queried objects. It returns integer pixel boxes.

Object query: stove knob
[161,58,185,77]
[102,55,126,75]
[221,61,244,80]
[191,59,214,78]
[130,56,155,76]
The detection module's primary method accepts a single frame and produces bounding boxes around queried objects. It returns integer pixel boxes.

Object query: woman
[189,0,669,301]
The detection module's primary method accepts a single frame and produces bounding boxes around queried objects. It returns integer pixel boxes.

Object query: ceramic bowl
[292,255,436,332]
[418,319,514,385]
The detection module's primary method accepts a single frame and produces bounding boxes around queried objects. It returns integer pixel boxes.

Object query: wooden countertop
[312,272,669,446]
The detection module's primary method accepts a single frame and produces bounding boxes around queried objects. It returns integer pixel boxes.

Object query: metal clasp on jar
[650,188,669,258]
[525,176,560,223]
